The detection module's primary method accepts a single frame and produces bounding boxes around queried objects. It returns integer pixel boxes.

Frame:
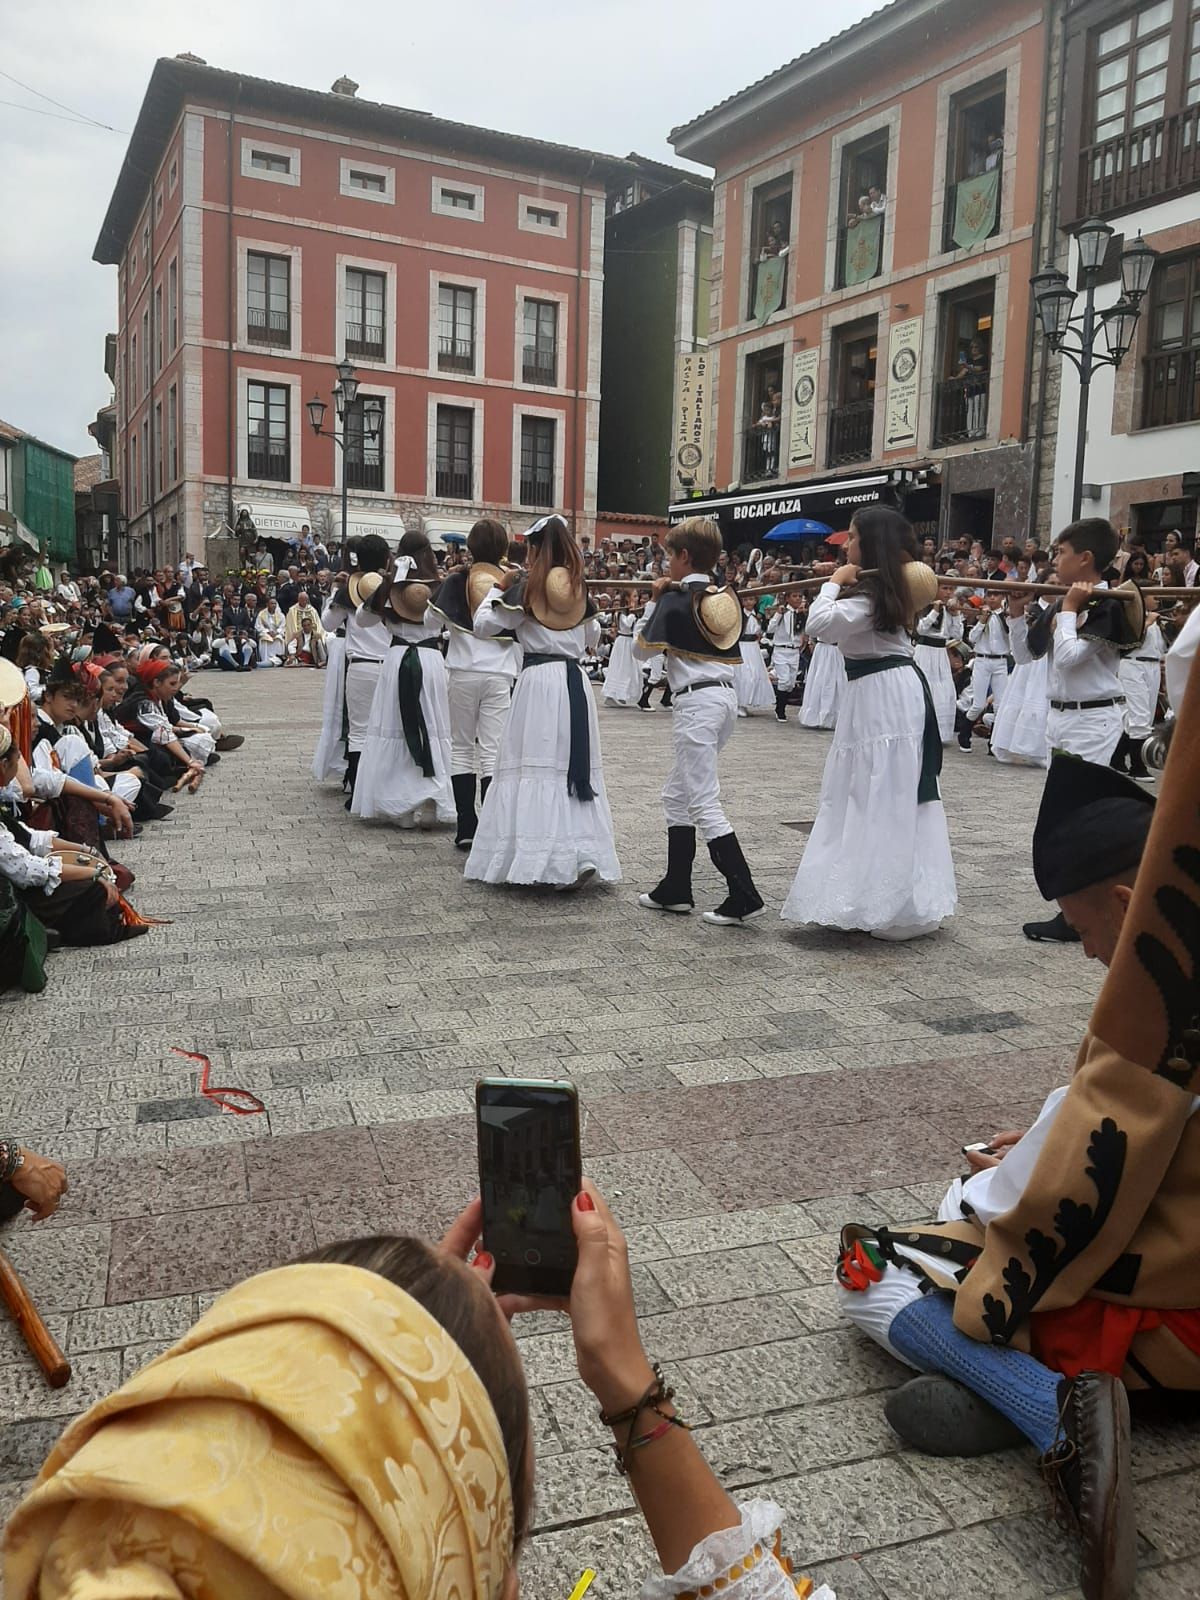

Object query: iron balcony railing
[933,377,990,446]
[345,320,385,360]
[522,343,558,385]
[520,476,554,508]
[1077,105,1200,220]
[345,457,384,492]
[247,307,291,346]
[435,466,472,499]
[248,444,288,481]
[741,426,780,484]
[1142,345,1200,430]
[826,400,874,467]
[438,335,475,373]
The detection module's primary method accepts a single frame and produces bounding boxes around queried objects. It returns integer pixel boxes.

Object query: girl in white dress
[1114,603,1164,781]
[781,505,957,940]
[913,590,964,743]
[466,515,621,890]
[312,535,391,800]
[734,598,775,715]
[797,639,846,728]
[992,592,1051,767]
[352,534,454,829]
[602,606,642,706]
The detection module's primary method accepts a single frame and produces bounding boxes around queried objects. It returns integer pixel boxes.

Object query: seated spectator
[115,660,212,787]
[15,633,54,704]
[255,596,287,666]
[93,669,174,820]
[4,1185,833,1600]
[215,623,255,672]
[29,669,136,858]
[284,590,327,667]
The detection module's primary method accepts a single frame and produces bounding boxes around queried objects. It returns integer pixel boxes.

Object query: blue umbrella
[763,518,833,541]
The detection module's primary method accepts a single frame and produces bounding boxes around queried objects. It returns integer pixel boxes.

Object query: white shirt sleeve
[803,583,874,645]
[472,587,511,638]
[0,825,62,893]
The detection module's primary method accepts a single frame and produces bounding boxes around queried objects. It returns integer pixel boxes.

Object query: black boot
[1109,732,1131,774]
[637,679,654,712]
[343,751,361,812]
[1126,736,1152,781]
[774,690,790,722]
[637,826,695,914]
[660,685,673,709]
[703,832,764,925]
[452,772,477,850]
[1022,908,1081,943]
[480,775,492,804]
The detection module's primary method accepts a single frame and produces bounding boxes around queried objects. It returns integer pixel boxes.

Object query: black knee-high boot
[774,690,790,722]
[637,826,696,913]
[704,832,764,925]
[343,750,361,812]
[480,774,492,802]
[637,677,653,711]
[452,772,477,850]
[660,684,673,709]
[1109,733,1131,773]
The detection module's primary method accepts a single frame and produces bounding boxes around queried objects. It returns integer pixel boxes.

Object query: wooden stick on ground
[0,1249,70,1387]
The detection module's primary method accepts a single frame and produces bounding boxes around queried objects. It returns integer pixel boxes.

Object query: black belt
[674,679,732,697]
[1133,656,1160,663]
[347,656,385,666]
[915,637,949,650]
[1050,696,1125,711]
[975,652,1008,659]
[521,653,595,801]
[335,627,346,638]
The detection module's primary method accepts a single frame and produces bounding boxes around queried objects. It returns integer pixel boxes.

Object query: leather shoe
[215,733,245,751]
[1039,1372,1135,1600]
[1023,910,1081,943]
[884,1374,1024,1456]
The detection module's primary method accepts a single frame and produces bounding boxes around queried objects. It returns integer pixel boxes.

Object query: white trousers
[345,660,382,753]
[773,647,801,694]
[968,656,1009,720]
[661,685,737,842]
[1046,704,1124,763]
[110,768,142,806]
[180,729,216,764]
[177,704,222,736]
[448,669,512,778]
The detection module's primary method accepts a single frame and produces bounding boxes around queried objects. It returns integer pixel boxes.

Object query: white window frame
[514,286,569,391]
[241,138,301,187]
[824,106,902,295]
[512,406,566,511]
[334,380,394,496]
[338,255,397,369]
[168,156,178,197]
[339,157,395,204]
[427,393,484,503]
[429,270,487,379]
[518,194,567,238]
[238,368,302,489]
[238,238,303,357]
[431,175,485,221]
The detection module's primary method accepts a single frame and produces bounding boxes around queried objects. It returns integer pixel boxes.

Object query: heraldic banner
[753,256,787,325]
[842,215,883,287]
[952,166,1000,250]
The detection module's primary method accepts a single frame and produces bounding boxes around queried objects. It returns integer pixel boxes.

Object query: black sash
[521,653,595,802]
[844,654,942,804]
[390,637,440,778]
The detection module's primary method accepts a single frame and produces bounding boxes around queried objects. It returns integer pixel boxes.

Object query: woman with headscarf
[465,515,620,890]
[4,1184,832,1600]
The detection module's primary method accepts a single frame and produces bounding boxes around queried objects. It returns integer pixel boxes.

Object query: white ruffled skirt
[736,641,775,710]
[602,635,642,705]
[465,661,621,886]
[311,633,347,780]
[992,656,1050,767]
[352,645,454,825]
[914,641,957,743]
[781,663,957,934]
[798,641,845,728]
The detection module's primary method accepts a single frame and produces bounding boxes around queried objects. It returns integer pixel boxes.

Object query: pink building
[94,57,634,567]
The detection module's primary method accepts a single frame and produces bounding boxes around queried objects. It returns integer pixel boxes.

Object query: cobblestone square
[3,670,1197,1597]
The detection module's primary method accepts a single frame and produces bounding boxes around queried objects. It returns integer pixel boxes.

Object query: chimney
[331,76,359,97]
[175,52,207,64]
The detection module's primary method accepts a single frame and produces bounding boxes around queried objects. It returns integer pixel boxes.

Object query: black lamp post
[1032,223,1157,521]
[306,358,383,555]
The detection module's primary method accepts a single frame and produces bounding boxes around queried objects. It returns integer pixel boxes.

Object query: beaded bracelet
[0,1141,23,1182]
[597,1363,690,1475]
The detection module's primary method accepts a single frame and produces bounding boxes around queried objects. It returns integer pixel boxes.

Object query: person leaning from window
[758,217,788,261]
[5,1182,833,1600]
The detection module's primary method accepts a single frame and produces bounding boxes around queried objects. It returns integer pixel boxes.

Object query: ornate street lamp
[1031,221,1157,519]
[307,359,384,552]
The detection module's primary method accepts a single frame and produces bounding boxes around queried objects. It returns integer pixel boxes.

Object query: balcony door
[934,285,994,445]
[827,322,877,467]
[944,77,1006,252]
[1142,249,1200,427]
[741,350,783,483]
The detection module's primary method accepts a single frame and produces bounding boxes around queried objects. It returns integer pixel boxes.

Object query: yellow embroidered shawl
[4,1263,514,1600]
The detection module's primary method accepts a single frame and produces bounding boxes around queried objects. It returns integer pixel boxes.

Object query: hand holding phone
[476,1078,582,1298]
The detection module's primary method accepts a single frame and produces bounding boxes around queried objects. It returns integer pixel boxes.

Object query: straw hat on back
[347,570,384,607]
[694,585,742,651]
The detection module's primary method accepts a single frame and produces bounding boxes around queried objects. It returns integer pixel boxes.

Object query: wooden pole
[0,1249,70,1387]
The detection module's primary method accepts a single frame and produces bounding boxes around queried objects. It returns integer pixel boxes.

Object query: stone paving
[2,669,1198,1598]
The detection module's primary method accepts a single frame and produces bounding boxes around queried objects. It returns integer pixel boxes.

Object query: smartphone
[962,1141,995,1156]
[475,1078,582,1298]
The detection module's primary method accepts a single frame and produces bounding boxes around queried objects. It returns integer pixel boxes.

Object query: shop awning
[332,510,410,547]
[669,467,934,547]
[236,501,312,536]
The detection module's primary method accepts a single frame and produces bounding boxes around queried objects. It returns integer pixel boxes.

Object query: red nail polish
[474,1251,493,1270]
[577,1192,595,1212]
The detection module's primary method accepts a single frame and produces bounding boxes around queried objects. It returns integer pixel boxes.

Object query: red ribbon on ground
[170,1047,266,1116]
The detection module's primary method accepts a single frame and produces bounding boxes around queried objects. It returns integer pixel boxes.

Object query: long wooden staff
[0,1249,71,1386]
[733,575,1200,603]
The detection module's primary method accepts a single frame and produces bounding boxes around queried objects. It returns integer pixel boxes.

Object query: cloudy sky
[1,0,880,460]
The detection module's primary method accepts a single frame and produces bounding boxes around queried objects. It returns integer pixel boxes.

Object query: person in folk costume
[635,517,765,926]
[635,630,673,713]
[131,642,242,753]
[990,587,1051,768]
[912,584,964,743]
[765,591,805,722]
[465,514,620,891]
[1113,597,1165,782]
[352,534,454,831]
[1022,518,1140,943]
[796,532,849,729]
[781,505,956,940]
[316,534,391,809]
[733,592,774,717]
[428,519,520,849]
[601,593,642,707]
[833,713,1200,1600]
[963,590,1012,735]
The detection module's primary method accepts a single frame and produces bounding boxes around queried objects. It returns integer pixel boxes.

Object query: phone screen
[475,1079,581,1298]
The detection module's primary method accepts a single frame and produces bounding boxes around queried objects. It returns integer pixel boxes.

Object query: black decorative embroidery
[980,1118,1126,1342]
[1133,838,1200,1087]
